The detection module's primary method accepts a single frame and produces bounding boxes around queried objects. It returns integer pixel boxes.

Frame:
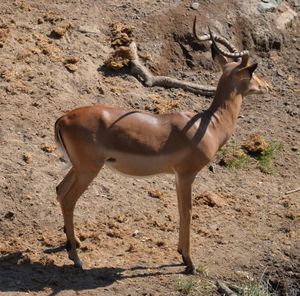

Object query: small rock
[148,190,162,199]
[291,146,298,151]
[191,2,200,10]
[78,25,100,34]
[209,164,216,173]
[50,21,72,38]
[258,0,282,12]
[41,144,56,153]
[64,63,77,72]
[201,191,226,207]
[22,152,32,163]
[132,230,140,237]
[64,56,79,64]
[4,211,14,220]
[277,69,285,77]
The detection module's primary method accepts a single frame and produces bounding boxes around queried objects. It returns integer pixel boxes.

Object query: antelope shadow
[0,250,183,295]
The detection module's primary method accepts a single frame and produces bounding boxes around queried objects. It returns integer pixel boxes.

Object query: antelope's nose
[259,79,271,94]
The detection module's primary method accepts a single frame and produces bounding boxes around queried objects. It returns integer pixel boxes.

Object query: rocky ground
[0,0,299,295]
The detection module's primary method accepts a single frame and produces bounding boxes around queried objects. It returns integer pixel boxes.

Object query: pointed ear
[211,43,227,70]
[237,63,258,78]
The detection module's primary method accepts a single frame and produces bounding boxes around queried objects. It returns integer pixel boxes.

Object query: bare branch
[285,187,300,195]
[216,280,238,296]
[129,42,216,97]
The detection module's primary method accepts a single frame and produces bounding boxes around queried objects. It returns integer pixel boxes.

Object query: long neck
[206,83,243,147]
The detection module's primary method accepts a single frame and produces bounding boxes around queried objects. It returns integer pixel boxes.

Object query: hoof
[74,260,83,269]
[184,265,196,275]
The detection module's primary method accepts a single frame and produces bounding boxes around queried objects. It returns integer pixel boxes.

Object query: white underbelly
[104,152,184,177]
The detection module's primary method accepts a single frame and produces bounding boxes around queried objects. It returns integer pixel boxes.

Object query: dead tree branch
[129,42,216,97]
[216,280,238,296]
[285,187,300,195]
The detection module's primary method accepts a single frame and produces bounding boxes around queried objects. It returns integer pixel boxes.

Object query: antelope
[54,29,269,274]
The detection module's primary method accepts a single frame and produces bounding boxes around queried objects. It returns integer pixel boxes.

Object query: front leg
[175,172,196,274]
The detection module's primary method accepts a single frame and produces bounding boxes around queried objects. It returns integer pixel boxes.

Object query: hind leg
[57,168,81,247]
[58,166,101,268]
[56,168,75,202]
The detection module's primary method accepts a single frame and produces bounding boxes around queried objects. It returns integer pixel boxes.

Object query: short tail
[54,116,70,163]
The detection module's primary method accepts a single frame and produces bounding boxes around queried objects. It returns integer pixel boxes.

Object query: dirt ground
[0,0,299,295]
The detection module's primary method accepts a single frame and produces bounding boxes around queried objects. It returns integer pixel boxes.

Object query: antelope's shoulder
[161,111,197,128]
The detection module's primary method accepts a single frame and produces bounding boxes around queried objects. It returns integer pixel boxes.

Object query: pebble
[258,0,282,12]
[78,25,100,34]
[65,63,78,72]
[4,211,14,220]
[202,191,226,207]
[41,144,56,153]
[133,230,139,237]
[23,152,32,163]
[277,69,285,77]
[209,164,216,173]
[191,2,199,10]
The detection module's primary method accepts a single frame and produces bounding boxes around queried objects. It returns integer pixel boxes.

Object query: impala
[55,29,269,274]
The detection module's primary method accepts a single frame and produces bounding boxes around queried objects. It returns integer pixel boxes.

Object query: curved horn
[212,34,239,54]
[193,17,238,53]
[193,17,210,42]
[208,26,249,63]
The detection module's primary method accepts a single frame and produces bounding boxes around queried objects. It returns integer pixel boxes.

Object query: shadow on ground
[0,250,183,295]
